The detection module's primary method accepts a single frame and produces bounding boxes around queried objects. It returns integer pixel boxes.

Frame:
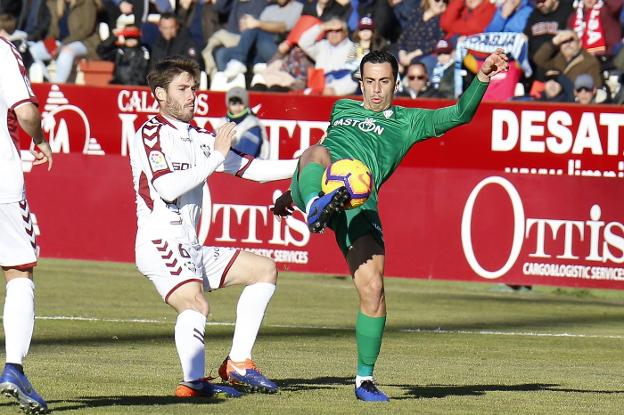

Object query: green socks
[299,162,326,210]
[356,311,386,377]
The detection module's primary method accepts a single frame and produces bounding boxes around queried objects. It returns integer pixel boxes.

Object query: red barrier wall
[20,83,624,289]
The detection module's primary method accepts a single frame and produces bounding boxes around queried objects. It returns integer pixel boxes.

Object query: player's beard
[164,97,194,123]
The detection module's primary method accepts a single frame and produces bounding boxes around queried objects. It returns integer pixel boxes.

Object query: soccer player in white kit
[0,38,53,414]
[130,56,297,398]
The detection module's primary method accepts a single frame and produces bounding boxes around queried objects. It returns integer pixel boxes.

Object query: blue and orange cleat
[218,357,278,394]
[306,187,351,233]
[355,379,389,402]
[0,364,48,414]
[175,377,242,398]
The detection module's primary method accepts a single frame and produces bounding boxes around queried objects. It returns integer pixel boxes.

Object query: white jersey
[129,114,297,245]
[0,38,38,204]
[130,114,246,244]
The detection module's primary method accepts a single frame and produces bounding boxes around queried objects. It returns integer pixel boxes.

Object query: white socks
[229,282,275,362]
[356,375,373,387]
[175,309,206,382]
[4,278,35,365]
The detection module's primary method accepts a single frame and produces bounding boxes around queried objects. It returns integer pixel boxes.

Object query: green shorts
[290,170,384,257]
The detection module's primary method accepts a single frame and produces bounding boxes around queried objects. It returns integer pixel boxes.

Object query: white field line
[400,328,624,340]
[34,315,624,340]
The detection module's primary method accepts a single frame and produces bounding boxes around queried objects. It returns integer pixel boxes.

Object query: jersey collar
[160,114,191,138]
[358,101,394,119]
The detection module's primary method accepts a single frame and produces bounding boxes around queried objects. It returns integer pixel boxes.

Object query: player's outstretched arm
[422,48,508,137]
[15,102,53,171]
[219,150,298,183]
[152,123,236,202]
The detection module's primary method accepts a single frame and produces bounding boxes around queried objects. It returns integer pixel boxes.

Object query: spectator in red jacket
[568,0,623,57]
[440,0,496,38]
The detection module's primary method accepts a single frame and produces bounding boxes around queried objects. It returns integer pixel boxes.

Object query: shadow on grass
[0,395,227,412]
[389,383,624,400]
[277,376,352,392]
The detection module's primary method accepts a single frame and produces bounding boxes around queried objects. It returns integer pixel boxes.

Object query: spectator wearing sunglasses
[298,17,358,95]
[397,61,442,98]
[533,29,602,89]
[573,73,598,105]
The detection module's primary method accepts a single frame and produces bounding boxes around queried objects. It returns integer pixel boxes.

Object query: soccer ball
[321,159,373,209]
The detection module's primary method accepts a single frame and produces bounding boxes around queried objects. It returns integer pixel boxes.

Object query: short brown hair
[0,13,16,34]
[147,56,200,100]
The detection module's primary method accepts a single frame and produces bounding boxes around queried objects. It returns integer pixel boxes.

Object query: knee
[363,275,384,299]
[356,268,385,300]
[58,46,71,58]
[300,144,331,166]
[168,290,210,316]
[190,294,210,316]
[256,258,277,285]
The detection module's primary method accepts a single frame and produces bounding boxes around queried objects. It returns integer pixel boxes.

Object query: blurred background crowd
[1,0,624,104]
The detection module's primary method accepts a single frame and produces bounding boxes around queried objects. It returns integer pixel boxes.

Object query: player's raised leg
[217,251,278,393]
[292,145,350,233]
[167,281,241,399]
[347,234,389,402]
[0,268,48,415]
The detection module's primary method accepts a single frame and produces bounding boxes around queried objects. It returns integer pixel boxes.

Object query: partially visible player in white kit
[0,38,53,415]
[130,56,297,398]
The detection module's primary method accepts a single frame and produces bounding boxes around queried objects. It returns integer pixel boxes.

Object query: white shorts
[136,237,239,302]
[0,199,38,269]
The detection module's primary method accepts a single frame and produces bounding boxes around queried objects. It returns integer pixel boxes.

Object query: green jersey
[322,78,489,200]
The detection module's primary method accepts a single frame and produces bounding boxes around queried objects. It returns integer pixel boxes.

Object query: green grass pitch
[1,258,624,414]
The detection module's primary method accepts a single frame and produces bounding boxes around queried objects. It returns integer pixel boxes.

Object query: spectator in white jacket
[298,17,357,96]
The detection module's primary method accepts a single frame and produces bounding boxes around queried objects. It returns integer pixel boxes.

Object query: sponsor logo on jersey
[332,117,384,135]
[149,151,168,171]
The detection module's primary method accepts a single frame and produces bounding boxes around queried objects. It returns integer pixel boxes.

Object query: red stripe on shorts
[164,278,203,304]
[1,262,37,271]
[219,250,241,288]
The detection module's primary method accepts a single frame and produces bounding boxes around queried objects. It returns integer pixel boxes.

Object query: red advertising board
[20,83,624,289]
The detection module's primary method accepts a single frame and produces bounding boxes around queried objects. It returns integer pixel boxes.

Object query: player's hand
[478,48,509,80]
[271,190,295,217]
[32,140,53,171]
[214,122,236,157]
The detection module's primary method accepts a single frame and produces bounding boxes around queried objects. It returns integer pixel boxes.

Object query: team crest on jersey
[149,151,168,171]
[184,261,197,273]
[200,144,211,158]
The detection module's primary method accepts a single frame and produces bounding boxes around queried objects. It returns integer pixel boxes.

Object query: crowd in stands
[1,0,624,104]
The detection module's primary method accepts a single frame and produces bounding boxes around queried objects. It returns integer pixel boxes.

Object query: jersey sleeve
[137,121,174,181]
[0,40,37,110]
[407,76,489,143]
[218,148,297,182]
[134,121,224,202]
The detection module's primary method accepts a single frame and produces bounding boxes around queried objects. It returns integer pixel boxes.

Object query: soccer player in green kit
[272,49,509,401]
